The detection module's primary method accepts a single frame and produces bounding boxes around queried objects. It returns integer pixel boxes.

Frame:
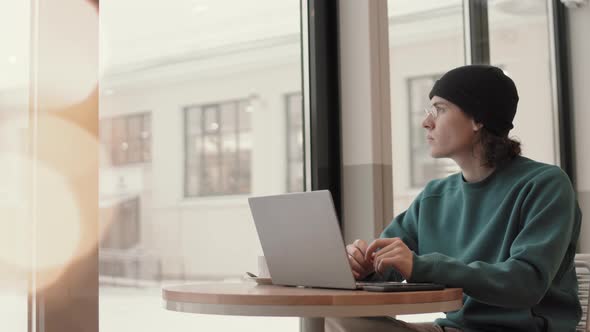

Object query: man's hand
[365,237,413,280]
[345,239,374,280]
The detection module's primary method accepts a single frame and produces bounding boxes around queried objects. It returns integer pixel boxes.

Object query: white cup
[257,255,270,278]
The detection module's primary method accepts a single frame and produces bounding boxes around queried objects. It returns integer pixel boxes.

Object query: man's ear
[471,120,483,132]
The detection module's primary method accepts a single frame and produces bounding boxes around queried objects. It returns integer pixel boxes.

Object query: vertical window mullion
[549,0,576,183]
[285,95,291,192]
[216,106,223,194]
[307,0,342,218]
[183,110,187,197]
[140,114,144,163]
[124,116,130,164]
[199,108,206,196]
[465,0,490,65]
[110,119,116,166]
[235,102,240,193]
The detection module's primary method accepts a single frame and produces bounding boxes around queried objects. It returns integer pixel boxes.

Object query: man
[328,65,582,332]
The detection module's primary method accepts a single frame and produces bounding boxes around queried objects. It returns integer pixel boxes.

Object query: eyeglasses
[424,106,439,120]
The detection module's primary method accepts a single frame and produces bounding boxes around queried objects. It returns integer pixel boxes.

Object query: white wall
[339,0,394,243]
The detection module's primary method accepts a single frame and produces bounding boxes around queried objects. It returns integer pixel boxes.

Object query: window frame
[101,112,152,167]
[306,0,343,219]
[183,98,252,198]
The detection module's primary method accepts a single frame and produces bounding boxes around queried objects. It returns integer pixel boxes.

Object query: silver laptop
[248,190,443,291]
[248,190,358,289]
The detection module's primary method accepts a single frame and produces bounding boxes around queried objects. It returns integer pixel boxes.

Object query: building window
[408,75,458,188]
[100,113,151,166]
[184,99,252,197]
[285,93,304,192]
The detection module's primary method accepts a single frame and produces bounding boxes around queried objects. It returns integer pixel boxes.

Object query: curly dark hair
[476,128,522,168]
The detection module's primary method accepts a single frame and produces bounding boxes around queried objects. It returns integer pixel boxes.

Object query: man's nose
[422,115,434,130]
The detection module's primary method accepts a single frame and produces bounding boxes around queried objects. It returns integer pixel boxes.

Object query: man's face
[422,96,481,159]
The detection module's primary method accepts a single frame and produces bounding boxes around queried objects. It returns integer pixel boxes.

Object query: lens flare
[0,114,111,291]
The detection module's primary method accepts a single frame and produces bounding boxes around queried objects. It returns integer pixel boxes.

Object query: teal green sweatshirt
[379,156,582,331]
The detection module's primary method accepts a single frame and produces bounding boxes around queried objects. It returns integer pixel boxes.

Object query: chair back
[576,254,590,332]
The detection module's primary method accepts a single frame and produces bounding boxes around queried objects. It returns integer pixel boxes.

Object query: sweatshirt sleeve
[408,168,581,309]
[367,192,422,282]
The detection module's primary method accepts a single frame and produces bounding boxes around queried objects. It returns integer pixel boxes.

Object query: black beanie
[428,65,519,137]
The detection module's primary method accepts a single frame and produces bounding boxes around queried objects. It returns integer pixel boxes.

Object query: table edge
[163,299,464,317]
[162,283,463,306]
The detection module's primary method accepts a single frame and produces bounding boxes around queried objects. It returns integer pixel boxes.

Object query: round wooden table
[163,283,463,332]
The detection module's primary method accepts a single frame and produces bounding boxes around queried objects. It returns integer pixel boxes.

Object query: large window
[184,99,252,197]
[99,0,303,331]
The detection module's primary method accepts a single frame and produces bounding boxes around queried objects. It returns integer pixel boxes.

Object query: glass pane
[202,135,221,195]
[185,132,201,197]
[388,0,465,215]
[0,0,30,331]
[142,143,151,162]
[289,161,304,193]
[142,113,151,162]
[290,132,303,161]
[488,0,556,164]
[127,139,141,163]
[128,115,142,138]
[203,106,220,134]
[100,0,303,328]
[102,113,151,165]
[288,94,303,126]
[220,102,237,134]
[112,117,127,140]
